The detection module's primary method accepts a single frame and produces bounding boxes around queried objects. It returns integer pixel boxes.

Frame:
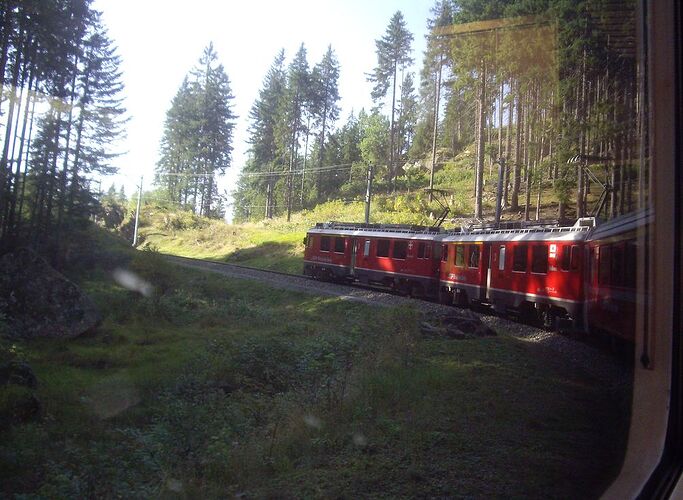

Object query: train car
[584,208,652,342]
[303,222,444,297]
[439,219,595,328]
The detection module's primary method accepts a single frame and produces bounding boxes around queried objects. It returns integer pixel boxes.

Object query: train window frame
[376,239,390,258]
[512,245,528,272]
[605,1,682,496]
[441,244,448,263]
[334,237,345,254]
[392,240,408,260]
[499,245,506,271]
[468,244,480,268]
[455,245,465,267]
[531,245,549,274]
[320,236,330,252]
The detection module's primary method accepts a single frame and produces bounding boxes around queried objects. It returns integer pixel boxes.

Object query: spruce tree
[310,45,341,194]
[155,43,235,217]
[237,49,287,219]
[367,11,413,190]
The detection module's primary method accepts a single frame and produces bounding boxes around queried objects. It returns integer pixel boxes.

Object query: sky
[93,0,433,220]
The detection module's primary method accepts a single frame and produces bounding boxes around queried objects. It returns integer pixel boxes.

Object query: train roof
[307,221,447,241]
[586,207,652,241]
[442,225,591,243]
[442,218,595,243]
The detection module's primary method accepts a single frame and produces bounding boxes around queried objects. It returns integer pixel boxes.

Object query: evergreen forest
[0,0,126,256]
[231,0,642,225]
[0,0,643,255]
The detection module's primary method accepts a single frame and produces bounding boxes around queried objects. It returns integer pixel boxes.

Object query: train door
[485,243,493,300]
[350,238,357,276]
[479,243,491,301]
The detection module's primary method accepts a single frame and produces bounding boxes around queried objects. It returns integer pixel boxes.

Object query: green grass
[0,238,631,498]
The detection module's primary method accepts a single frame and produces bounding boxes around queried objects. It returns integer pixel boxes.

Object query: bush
[163,212,208,232]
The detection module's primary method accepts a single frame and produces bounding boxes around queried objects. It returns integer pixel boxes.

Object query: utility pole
[132,176,142,247]
[265,180,272,219]
[364,164,374,224]
[287,153,294,222]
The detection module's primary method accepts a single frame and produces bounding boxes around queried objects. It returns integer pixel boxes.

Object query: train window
[425,244,431,259]
[589,248,597,284]
[570,245,580,271]
[363,240,370,257]
[498,246,506,271]
[531,246,548,274]
[561,245,571,271]
[468,245,480,268]
[598,246,611,285]
[611,245,624,287]
[513,245,528,272]
[455,245,465,267]
[417,241,426,259]
[623,242,637,288]
[320,236,330,252]
[376,239,390,258]
[393,241,408,260]
[441,244,448,262]
[334,237,345,253]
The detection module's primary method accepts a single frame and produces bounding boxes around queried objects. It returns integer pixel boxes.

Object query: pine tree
[310,45,341,194]
[278,43,310,221]
[367,11,413,190]
[0,0,127,255]
[155,43,235,217]
[237,49,287,219]
[395,72,418,165]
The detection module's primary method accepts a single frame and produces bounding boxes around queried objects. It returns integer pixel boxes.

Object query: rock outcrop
[0,248,102,339]
[421,308,497,339]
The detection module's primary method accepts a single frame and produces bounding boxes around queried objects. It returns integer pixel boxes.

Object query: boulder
[0,248,102,339]
[0,361,41,428]
[421,309,497,339]
[0,361,38,388]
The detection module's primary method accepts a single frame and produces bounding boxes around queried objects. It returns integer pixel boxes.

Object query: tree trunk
[389,59,398,191]
[511,88,523,211]
[474,60,486,219]
[7,52,35,243]
[0,26,23,240]
[504,83,513,208]
[429,56,443,201]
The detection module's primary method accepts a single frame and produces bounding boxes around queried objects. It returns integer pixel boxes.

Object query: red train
[303,210,649,341]
[303,222,443,298]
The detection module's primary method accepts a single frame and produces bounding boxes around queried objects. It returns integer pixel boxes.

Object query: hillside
[132,151,595,275]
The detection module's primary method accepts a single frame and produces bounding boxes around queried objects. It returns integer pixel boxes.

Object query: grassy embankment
[0,227,631,497]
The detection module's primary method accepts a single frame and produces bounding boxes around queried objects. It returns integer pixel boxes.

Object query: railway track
[162,253,631,389]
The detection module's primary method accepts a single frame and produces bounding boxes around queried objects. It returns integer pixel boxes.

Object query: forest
[0,0,126,256]
[228,0,642,225]
[0,0,642,256]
